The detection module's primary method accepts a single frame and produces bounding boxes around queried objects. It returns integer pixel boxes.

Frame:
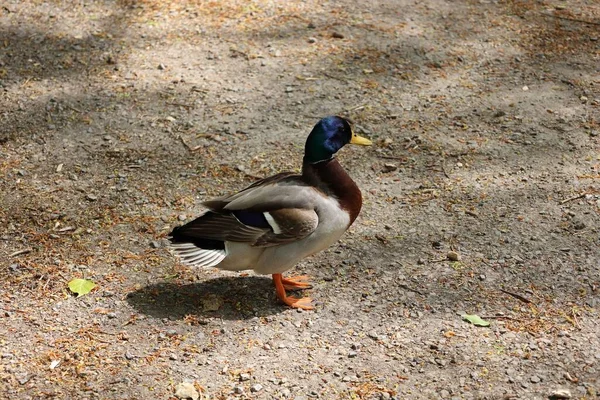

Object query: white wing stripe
[264,212,282,234]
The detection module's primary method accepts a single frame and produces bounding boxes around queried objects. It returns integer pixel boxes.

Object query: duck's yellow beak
[350,132,372,146]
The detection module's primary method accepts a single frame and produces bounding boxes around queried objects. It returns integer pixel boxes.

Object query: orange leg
[281,275,312,291]
[272,273,314,310]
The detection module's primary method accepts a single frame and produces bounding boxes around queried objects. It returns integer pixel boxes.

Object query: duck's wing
[172,174,322,248]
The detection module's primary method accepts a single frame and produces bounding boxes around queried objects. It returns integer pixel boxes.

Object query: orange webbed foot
[272,273,314,310]
[281,275,312,291]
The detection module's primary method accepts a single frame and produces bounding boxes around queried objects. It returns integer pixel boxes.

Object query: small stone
[86,194,98,201]
[530,375,541,383]
[285,86,294,93]
[380,392,391,400]
[382,163,398,173]
[590,130,599,137]
[250,384,263,393]
[239,373,251,382]
[348,351,357,358]
[17,373,33,385]
[178,214,187,221]
[234,386,244,394]
[158,63,166,70]
[439,390,450,398]
[175,382,199,400]
[342,375,357,382]
[447,251,461,261]
[367,331,380,340]
[307,37,317,44]
[549,388,572,399]
[150,241,160,249]
[522,85,529,91]
[332,32,345,39]
[169,354,178,361]
[107,312,117,319]
[125,352,135,360]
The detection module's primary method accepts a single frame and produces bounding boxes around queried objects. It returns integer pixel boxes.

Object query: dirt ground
[1,0,599,399]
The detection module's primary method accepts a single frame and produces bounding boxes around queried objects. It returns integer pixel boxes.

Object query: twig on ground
[378,155,405,161]
[571,308,581,330]
[322,72,349,83]
[560,193,586,204]
[10,249,32,257]
[442,162,450,179]
[542,12,600,26]
[178,135,202,152]
[499,288,533,304]
[398,284,424,296]
[345,103,368,113]
[167,102,194,109]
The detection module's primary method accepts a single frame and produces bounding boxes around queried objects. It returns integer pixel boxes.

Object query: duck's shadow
[126,276,284,320]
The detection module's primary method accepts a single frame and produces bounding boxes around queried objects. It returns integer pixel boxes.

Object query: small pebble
[382,163,398,173]
[234,386,244,394]
[332,32,345,39]
[86,194,98,201]
[530,375,541,383]
[239,373,251,382]
[549,388,572,399]
[348,351,357,358]
[251,384,263,393]
[174,382,199,400]
[158,63,166,70]
[447,251,461,261]
[307,37,317,44]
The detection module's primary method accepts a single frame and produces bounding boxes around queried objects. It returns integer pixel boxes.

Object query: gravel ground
[1,0,599,399]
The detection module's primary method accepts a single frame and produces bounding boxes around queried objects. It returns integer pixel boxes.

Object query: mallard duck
[169,116,371,309]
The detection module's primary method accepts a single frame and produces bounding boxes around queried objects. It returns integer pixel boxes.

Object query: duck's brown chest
[303,158,363,226]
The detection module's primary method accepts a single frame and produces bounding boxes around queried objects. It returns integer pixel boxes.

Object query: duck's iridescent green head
[304,116,372,164]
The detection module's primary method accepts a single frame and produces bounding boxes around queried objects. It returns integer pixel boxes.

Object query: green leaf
[68,278,96,297]
[462,314,490,327]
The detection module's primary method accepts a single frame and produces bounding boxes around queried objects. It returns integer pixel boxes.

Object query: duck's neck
[302,157,362,225]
